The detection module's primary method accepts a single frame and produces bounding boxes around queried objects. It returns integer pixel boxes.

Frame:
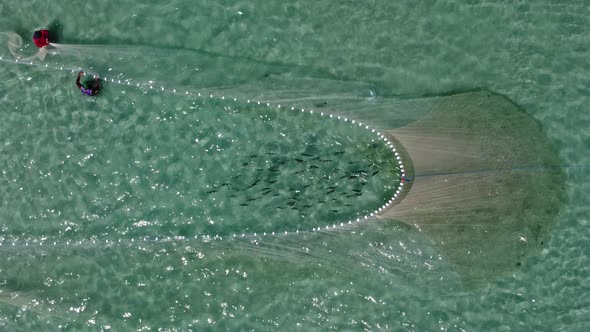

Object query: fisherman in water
[76,71,100,96]
[32,30,50,48]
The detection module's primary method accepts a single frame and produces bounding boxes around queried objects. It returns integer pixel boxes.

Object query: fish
[247,180,260,188]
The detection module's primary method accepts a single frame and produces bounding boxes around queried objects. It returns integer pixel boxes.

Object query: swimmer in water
[32,30,50,48]
[76,71,100,96]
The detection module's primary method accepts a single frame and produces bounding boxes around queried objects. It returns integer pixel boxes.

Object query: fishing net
[0,31,566,286]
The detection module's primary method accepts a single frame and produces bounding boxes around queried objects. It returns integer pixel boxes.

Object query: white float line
[3,59,407,241]
[1,57,101,76]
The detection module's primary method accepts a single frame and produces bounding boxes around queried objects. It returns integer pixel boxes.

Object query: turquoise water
[1,1,589,330]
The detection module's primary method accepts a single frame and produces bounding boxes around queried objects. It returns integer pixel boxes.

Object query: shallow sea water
[0,1,589,331]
